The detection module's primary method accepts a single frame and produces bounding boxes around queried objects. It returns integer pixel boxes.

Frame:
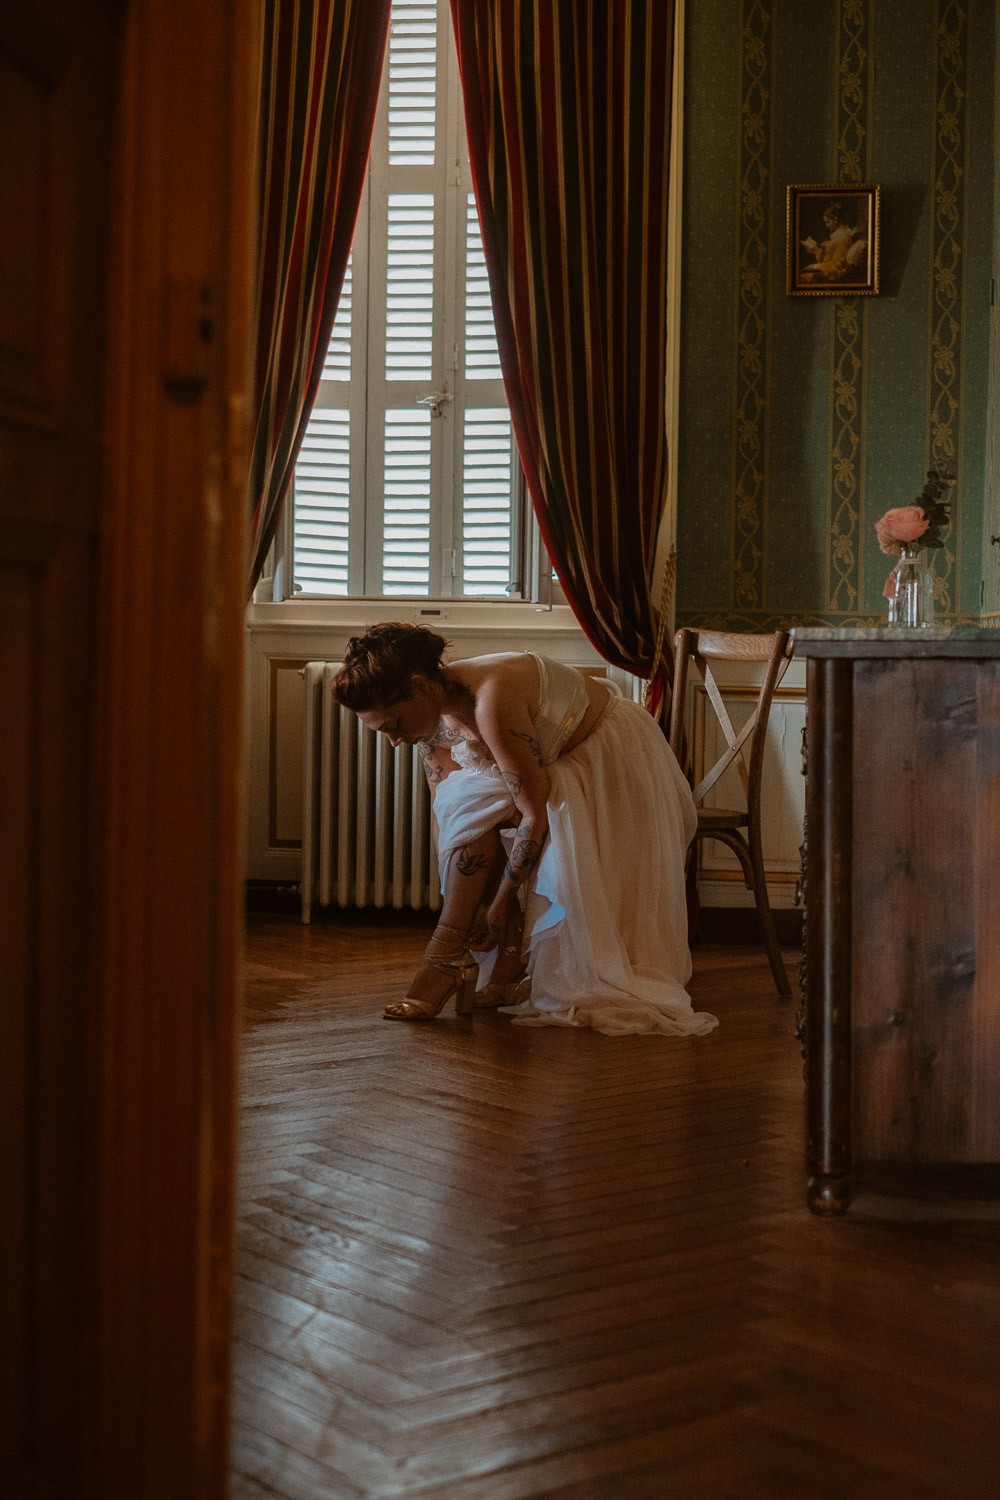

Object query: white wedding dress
[430,653,718,1038]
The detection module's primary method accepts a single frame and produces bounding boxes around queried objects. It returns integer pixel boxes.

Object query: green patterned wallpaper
[676,0,997,629]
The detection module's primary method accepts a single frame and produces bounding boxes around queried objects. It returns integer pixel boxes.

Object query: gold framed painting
[786,183,880,296]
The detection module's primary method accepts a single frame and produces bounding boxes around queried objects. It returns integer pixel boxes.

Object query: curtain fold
[248,0,391,593]
[450,0,676,684]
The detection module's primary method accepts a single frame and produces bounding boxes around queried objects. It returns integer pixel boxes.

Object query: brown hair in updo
[333,622,448,712]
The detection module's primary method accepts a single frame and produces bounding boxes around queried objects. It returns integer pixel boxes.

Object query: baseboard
[693,904,803,948]
[245,881,437,929]
[245,879,301,915]
[247,882,804,946]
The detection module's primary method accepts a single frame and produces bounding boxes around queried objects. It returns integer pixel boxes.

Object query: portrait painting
[786,183,880,296]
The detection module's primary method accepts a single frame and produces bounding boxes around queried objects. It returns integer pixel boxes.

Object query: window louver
[462,409,513,595]
[292,410,351,595]
[388,0,437,166]
[386,195,435,381]
[322,255,351,380]
[464,194,502,381]
[382,409,431,594]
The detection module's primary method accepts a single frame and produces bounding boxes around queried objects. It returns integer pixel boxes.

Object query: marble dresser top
[791,625,1000,658]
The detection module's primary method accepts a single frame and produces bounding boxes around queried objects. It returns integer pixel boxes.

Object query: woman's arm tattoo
[503,770,524,799]
[508,728,545,768]
[504,821,541,884]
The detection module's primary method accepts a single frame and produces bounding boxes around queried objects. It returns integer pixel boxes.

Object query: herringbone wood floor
[233,916,1000,1500]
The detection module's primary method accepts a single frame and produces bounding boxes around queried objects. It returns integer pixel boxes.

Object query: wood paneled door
[0,2,256,1493]
[1,3,120,1486]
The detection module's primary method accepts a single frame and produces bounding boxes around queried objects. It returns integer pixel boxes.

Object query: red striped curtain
[248,0,391,592]
[450,0,676,685]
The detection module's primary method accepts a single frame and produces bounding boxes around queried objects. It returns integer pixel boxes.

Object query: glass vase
[886,543,935,627]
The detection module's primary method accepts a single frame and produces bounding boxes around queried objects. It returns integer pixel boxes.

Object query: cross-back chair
[668,628,793,997]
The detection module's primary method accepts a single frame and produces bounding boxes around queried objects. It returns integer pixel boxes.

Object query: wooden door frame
[87,1,257,1491]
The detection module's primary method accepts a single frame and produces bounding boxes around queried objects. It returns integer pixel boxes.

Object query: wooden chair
[669,628,793,997]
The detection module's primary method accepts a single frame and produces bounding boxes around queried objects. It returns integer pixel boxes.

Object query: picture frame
[786,183,880,297]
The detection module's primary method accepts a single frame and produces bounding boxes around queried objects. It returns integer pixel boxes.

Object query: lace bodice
[450,737,506,779]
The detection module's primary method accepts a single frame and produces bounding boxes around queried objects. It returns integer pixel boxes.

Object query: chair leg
[746,830,791,999]
[696,830,791,997]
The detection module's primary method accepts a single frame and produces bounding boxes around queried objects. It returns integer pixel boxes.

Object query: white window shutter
[322,255,352,380]
[464,193,502,382]
[388,0,437,166]
[461,408,514,595]
[382,408,432,594]
[292,410,351,595]
[385,195,435,381]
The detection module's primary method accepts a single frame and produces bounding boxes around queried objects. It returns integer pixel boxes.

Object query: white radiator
[300,662,441,923]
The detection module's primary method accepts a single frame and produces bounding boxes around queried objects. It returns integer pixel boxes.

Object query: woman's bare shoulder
[451,652,538,713]
[451,650,524,668]
[450,651,531,683]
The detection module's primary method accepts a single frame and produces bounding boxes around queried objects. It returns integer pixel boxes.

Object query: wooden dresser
[792,627,1000,1214]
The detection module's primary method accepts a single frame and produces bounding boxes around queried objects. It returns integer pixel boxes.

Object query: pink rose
[874,505,929,555]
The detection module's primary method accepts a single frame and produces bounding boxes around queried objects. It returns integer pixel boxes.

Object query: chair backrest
[668,628,792,812]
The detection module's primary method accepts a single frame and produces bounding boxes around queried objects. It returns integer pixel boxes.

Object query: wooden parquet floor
[232,916,1000,1500]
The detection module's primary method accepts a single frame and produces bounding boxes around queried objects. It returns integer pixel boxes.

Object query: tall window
[289,0,525,600]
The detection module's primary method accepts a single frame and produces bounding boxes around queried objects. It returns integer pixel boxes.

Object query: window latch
[416,390,453,418]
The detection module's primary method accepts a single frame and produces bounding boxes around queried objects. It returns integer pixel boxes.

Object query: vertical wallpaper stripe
[826,0,872,614]
[732,0,773,612]
[928,0,969,616]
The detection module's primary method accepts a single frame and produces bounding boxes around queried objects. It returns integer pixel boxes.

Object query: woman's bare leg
[396,827,505,1009]
[493,892,526,982]
[475,892,527,1006]
[437,827,505,934]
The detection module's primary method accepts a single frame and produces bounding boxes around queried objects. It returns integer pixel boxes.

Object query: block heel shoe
[383,923,479,1022]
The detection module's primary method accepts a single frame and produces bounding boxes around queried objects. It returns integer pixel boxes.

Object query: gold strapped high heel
[474,940,527,1009]
[383,923,479,1022]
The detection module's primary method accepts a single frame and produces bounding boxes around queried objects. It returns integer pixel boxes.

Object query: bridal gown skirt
[432,696,719,1037]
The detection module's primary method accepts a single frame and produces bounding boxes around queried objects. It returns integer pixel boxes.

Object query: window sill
[245,596,589,641]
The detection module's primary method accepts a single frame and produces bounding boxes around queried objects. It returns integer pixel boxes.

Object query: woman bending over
[333,623,717,1038]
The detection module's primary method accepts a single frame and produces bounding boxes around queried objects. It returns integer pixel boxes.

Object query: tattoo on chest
[416,720,463,788]
[431,720,463,747]
[509,728,545,767]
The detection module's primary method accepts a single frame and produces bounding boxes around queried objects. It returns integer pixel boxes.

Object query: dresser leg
[807,1174,853,1215]
[804,656,853,1215]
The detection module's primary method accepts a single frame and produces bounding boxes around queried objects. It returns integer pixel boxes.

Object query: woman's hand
[471,892,508,951]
